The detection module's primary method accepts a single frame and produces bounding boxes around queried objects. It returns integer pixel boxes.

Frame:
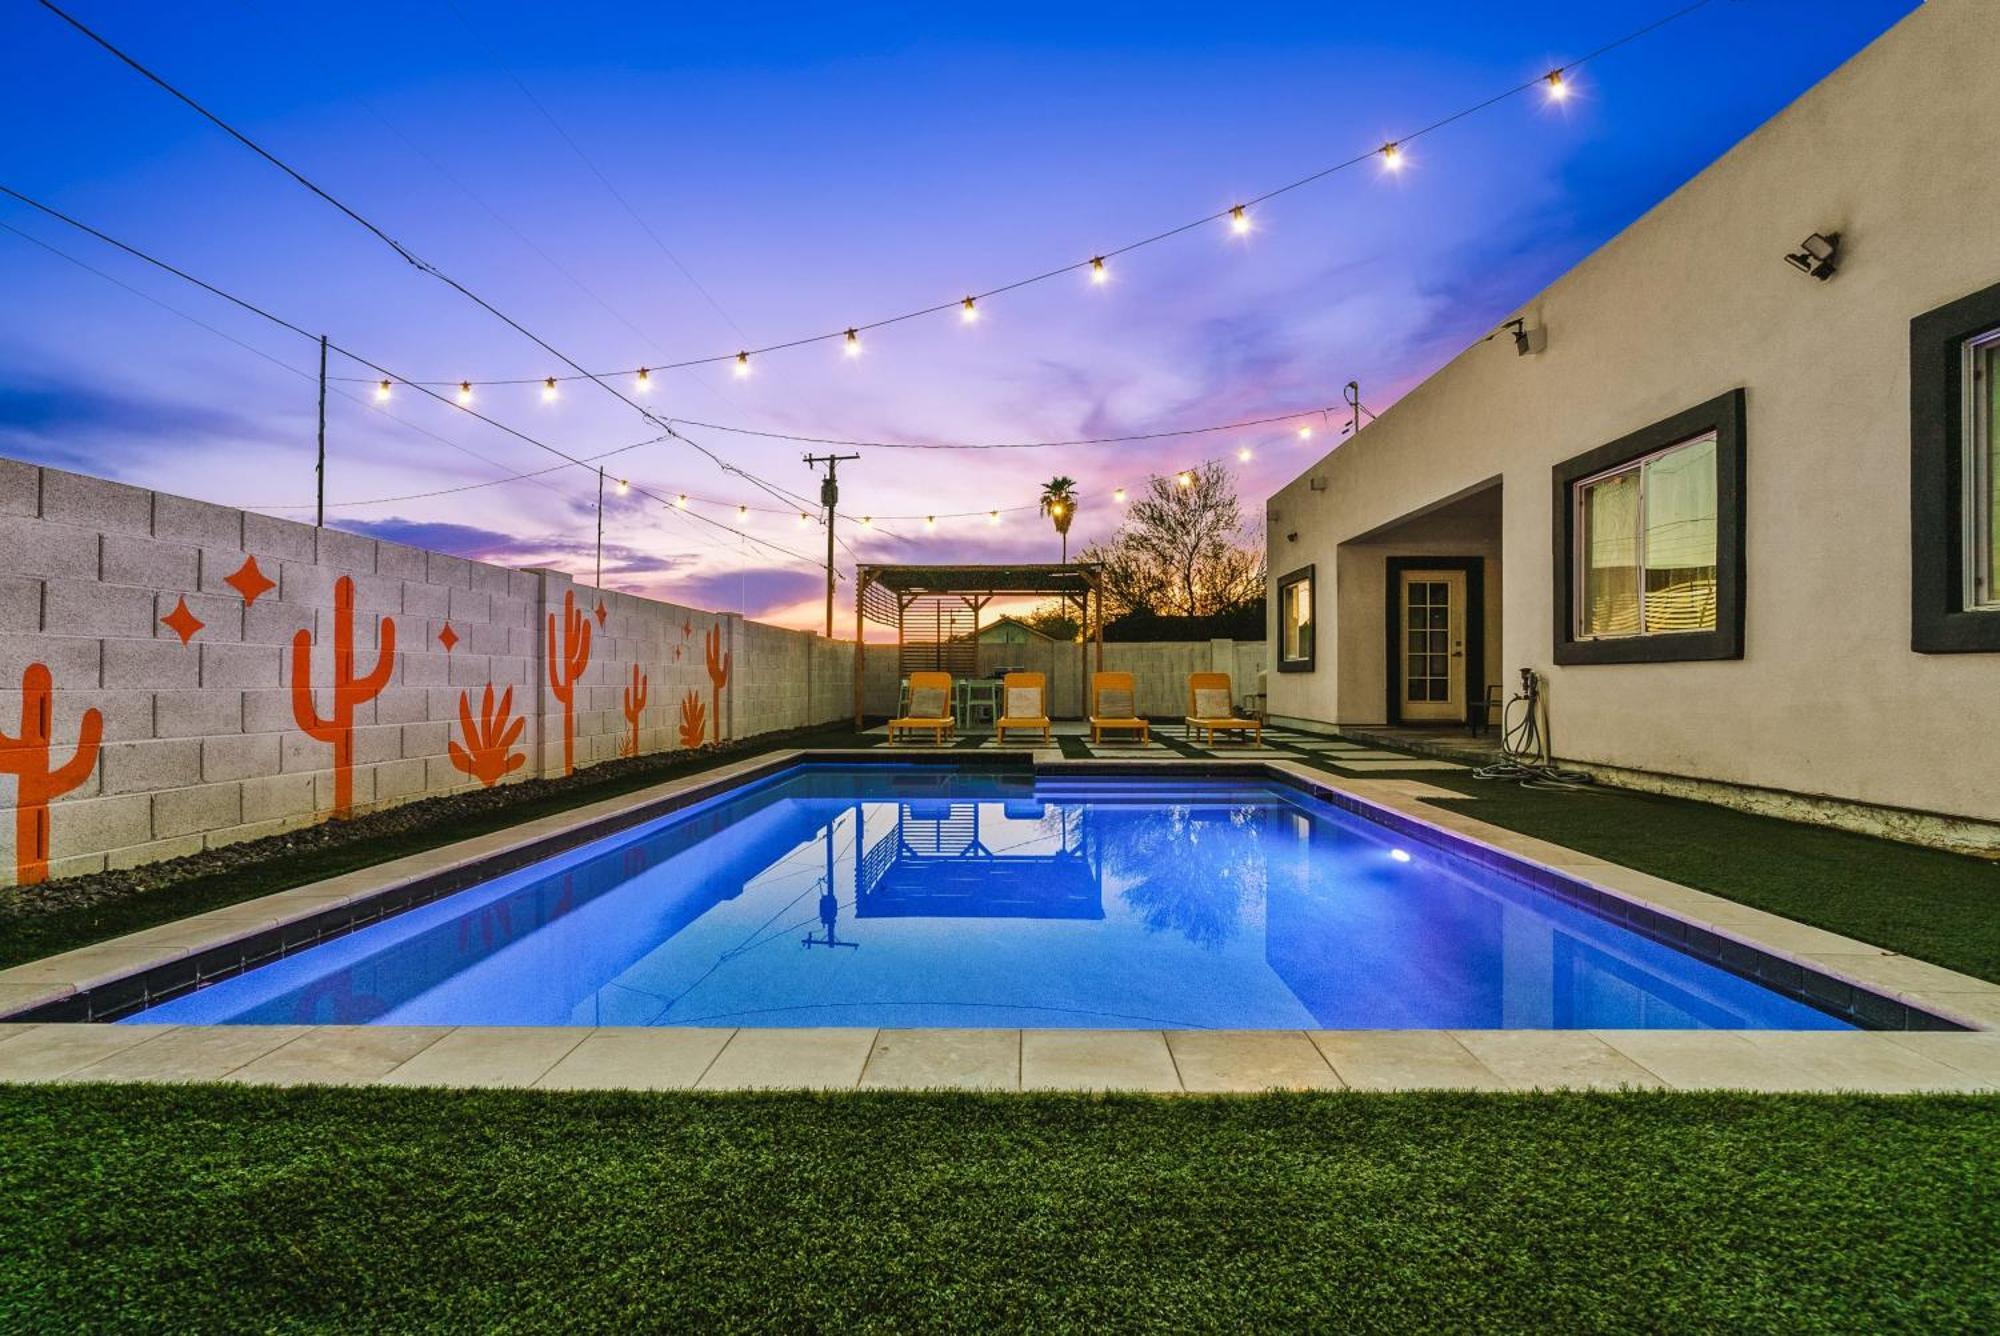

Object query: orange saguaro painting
[291,574,396,819]
[1,663,102,887]
[449,685,527,787]
[546,588,592,775]
[621,665,648,757]
[677,689,707,749]
[704,623,731,745]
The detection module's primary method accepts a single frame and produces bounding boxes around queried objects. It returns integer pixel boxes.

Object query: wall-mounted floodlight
[1784,231,1841,281]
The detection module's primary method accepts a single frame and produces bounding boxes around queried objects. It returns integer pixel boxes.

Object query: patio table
[956,679,1002,730]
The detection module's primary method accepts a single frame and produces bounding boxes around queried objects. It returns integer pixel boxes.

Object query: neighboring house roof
[955,615,1055,643]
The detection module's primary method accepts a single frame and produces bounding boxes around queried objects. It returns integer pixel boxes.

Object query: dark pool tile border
[1266,769,1965,1033]
[7,751,1961,1032]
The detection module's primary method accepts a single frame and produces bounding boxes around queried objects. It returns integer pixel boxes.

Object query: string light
[1176,471,1194,487]
[616,478,630,495]
[541,376,558,403]
[456,380,473,405]
[735,504,749,524]
[1379,142,1404,171]
[844,328,860,357]
[675,493,688,508]
[374,378,391,402]
[1298,424,1314,440]
[1090,256,1107,284]
[925,515,936,529]
[960,296,978,323]
[1237,446,1253,462]
[1544,68,1569,101]
[1113,487,1127,504]
[635,366,651,392]
[1229,204,1250,235]
[987,510,999,524]
[797,511,810,527]
[734,351,751,378]
[1050,501,1066,518]
[861,515,873,527]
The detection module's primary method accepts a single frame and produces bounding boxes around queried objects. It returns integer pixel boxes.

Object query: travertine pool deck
[4,747,1997,1094]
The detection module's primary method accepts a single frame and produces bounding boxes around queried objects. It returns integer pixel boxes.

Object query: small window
[1277,565,1314,672]
[1574,433,1719,640]
[1965,328,1999,611]
[1552,389,1743,665]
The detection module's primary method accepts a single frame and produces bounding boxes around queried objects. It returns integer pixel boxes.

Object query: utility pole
[804,453,860,638]
[595,466,605,588]
[315,335,328,527]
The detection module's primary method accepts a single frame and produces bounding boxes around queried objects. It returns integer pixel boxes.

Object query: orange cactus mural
[704,623,731,744]
[621,664,648,757]
[1,663,102,887]
[291,574,396,819]
[449,684,527,787]
[678,689,708,749]
[546,588,592,775]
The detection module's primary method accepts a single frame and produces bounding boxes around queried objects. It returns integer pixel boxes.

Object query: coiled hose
[1473,669,1595,788]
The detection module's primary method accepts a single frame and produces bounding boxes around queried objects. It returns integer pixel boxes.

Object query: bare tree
[1082,463,1265,617]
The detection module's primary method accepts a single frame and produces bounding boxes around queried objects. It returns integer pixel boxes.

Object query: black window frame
[1551,388,1746,665]
[1275,564,1316,673]
[1910,278,2000,653]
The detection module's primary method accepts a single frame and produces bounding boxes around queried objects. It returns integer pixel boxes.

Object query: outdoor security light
[1784,231,1840,280]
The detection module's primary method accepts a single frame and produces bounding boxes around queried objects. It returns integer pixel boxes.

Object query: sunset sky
[0,0,1915,631]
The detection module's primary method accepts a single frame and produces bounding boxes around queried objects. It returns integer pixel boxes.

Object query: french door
[1397,569,1467,722]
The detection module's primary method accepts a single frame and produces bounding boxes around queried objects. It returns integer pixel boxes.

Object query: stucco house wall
[1265,0,2000,830]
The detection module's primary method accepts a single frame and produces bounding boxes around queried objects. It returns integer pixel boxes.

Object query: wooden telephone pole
[804,453,860,638]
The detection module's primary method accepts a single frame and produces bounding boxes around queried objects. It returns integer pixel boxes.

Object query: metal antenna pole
[804,453,861,638]
[315,334,328,527]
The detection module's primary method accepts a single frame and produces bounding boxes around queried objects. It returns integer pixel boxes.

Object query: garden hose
[1473,669,1595,789]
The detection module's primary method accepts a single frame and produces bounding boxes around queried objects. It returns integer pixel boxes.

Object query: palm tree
[1039,476,1079,561]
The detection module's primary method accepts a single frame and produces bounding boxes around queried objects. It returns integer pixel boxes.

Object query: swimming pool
[121,763,1855,1030]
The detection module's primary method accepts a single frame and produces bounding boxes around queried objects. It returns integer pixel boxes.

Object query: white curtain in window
[1581,470,1640,637]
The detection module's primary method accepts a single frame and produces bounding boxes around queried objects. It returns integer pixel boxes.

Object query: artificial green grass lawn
[2,1086,1996,1331]
[1415,775,2000,983]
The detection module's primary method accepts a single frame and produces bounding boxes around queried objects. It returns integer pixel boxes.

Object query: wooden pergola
[853,563,1106,727]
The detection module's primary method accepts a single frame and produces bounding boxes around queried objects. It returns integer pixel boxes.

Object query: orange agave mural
[677,689,707,749]
[620,664,648,757]
[291,574,396,819]
[1,663,103,886]
[449,684,527,787]
[547,588,592,775]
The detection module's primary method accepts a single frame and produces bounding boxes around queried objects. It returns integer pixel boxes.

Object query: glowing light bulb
[861,515,873,528]
[375,379,392,402]
[1544,69,1568,101]
[924,515,936,530]
[735,505,748,524]
[1089,256,1107,284]
[843,328,860,357]
[961,296,978,323]
[456,381,473,405]
[616,478,630,495]
[1298,424,1314,440]
[1237,446,1252,462]
[1113,488,1127,504]
[797,512,810,527]
[1229,204,1250,235]
[542,377,558,403]
[635,367,651,392]
[1175,471,1194,488]
[987,510,999,525]
[675,493,688,508]
[733,351,750,378]
[1379,142,1403,171]
[1050,502,1065,518]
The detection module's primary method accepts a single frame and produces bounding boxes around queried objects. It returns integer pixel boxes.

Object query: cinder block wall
[0,457,854,889]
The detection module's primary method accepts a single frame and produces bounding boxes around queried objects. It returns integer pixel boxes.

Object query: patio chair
[995,672,1051,745]
[889,671,955,744]
[1089,671,1149,745]
[1186,671,1262,746]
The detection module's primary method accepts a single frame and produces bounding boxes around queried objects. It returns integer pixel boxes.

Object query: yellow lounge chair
[995,671,1051,745]
[1089,671,1149,744]
[1186,671,1261,746]
[889,671,954,744]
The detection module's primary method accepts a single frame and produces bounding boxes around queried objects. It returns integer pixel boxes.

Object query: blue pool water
[128,766,1848,1030]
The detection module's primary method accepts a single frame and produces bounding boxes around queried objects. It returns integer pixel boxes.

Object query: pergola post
[852,568,868,729]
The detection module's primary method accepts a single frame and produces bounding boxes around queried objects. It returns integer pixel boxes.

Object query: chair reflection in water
[853,795,1103,921]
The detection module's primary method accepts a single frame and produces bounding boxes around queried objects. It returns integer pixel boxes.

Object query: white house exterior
[1264,0,2000,849]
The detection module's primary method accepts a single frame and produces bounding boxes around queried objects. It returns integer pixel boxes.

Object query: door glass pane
[1642,435,1718,632]
[1579,470,1640,636]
